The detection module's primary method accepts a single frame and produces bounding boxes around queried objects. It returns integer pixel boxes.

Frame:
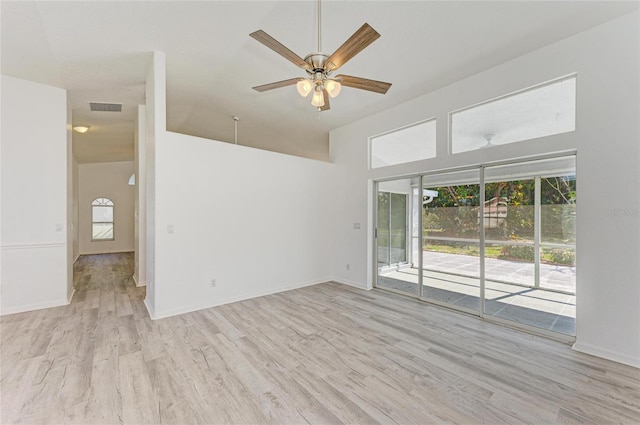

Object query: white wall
[78,161,135,255]
[1,75,70,314]
[329,12,640,367]
[152,131,334,318]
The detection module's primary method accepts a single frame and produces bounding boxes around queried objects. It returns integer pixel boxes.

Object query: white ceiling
[2,1,637,163]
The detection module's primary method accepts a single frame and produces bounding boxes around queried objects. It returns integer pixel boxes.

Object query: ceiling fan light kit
[296,79,313,97]
[73,126,90,133]
[250,0,391,111]
[325,80,341,98]
[311,87,325,108]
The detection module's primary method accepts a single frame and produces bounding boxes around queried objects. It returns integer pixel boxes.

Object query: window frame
[91,197,115,242]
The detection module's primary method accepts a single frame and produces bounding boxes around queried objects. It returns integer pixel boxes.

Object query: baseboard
[150,277,330,320]
[331,278,369,290]
[132,275,147,287]
[67,287,76,303]
[78,250,134,256]
[572,341,640,369]
[143,297,156,319]
[1,298,70,316]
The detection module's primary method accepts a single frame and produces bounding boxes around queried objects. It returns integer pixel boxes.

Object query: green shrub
[543,248,575,266]
[499,245,535,262]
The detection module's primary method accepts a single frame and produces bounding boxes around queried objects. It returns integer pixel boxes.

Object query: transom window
[450,75,577,154]
[92,197,114,241]
[370,119,437,169]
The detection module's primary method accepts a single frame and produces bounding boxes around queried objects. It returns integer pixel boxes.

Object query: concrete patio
[377,251,576,335]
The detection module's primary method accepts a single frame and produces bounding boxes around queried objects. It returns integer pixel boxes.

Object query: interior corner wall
[78,161,135,255]
[66,96,74,300]
[134,105,147,287]
[72,155,79,262]
[1,75,69,314]
[143,51,166,316]
[329,11,640,367]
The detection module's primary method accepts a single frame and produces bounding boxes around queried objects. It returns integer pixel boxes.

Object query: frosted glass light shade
[296,79,313,97]
[73,126,90,133]
[311,89,325,107]
[325,80,342,98]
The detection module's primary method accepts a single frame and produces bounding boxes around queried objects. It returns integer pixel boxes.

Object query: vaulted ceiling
[2,1,637,163]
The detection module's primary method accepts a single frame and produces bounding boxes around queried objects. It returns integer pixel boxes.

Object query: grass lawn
[424,243,502,258]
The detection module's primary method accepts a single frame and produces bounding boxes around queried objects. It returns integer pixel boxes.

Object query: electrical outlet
[210,279,216,287]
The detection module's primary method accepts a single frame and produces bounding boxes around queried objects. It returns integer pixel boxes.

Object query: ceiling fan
[250,0,391,111]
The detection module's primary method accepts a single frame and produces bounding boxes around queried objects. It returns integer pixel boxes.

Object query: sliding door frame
[372,150,577,343]
[374,182,414,297]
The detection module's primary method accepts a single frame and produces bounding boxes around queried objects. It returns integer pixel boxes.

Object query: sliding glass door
[421,169,481,312]
[483,157,576,334]
[374,155,576,337]
[376,179,415,295]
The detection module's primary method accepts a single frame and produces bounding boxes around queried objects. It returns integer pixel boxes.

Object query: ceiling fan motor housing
[304,53,341,91]
[304,53,332,72]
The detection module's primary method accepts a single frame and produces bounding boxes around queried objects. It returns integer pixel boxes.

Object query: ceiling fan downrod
[317,0,322,53]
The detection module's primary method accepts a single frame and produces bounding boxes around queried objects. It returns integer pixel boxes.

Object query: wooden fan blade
[252,78,301,92]
[250,30,310,69]
[336,74,392,94]
[326,23,380,71]
[320,89,330,111]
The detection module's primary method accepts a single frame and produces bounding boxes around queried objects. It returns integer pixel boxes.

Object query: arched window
[92,197,114,241]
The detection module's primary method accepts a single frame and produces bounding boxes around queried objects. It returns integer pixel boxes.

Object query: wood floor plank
[205,309,245,341]
[115,293,133,317]
[210,332,309,424]
[84,344,122,424]
[230,336,345,425]
[0,357,42,424]
[135,317,168,363]
[116,314,140,355]
[2,252,639,425]
[146,355,207,425]
[98,289,116,315]
[119,351,161,425]
[286,366,382,424]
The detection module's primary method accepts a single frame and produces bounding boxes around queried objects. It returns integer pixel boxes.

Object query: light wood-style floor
[1,253,639,425]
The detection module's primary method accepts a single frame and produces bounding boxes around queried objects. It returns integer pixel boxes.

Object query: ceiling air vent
[89,102,122,112]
